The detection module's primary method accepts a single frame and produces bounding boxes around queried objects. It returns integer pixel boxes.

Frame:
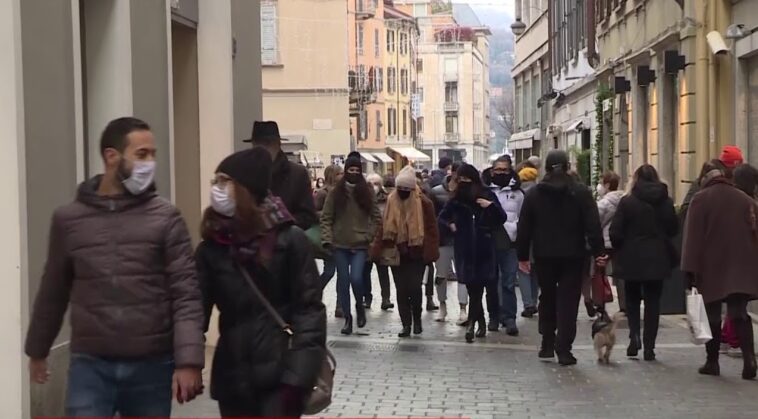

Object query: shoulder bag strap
[235,261,294,338]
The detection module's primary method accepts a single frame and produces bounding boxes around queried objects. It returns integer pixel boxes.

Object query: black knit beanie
[216,147,272,199]
[545,150,569,173]
[345,155,362,172]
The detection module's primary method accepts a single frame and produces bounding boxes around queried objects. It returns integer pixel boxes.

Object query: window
[375,110,382,141]
[357,23,364,55]
[417,58,423,72]
[445,113,458,133]
[532,74,541,125]
[413,4,427,16]
[418,87,424,102]
[376,67,384,92]
[374,29,380,57]
[417,116,424,133]
[388,67,396,94]
[445,82,458,102]
[260,0,279,65]
[523,79,530,127]
[387,108,398,136]
[400,69,408,95]
[400,33,409,55]
[402,109,408,136]
[386,30,395,52]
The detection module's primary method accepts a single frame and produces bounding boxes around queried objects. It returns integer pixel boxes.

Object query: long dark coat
[438,189,507,286]
[681,178,758,303]
[610,180,678,282]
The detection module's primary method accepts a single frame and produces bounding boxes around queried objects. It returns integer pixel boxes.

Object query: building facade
[261,0,350,179]
[405,1,491,169]
[2,0,262,416]
[510,0,551,164]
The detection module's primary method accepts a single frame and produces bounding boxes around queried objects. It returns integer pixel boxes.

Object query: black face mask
[344,173,362,184]
[492,173,512,188]
[457,182,475,201]
[397,190,411,200]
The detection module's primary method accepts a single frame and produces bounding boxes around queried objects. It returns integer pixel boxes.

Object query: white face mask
[596,183,607,197]
[210,184,236,217]
[122,160,156,195]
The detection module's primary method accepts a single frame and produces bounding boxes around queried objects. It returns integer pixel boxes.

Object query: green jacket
[320,185,381,250]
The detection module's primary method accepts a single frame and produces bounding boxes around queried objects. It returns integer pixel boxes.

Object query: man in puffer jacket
[489,156,526,335]
[25,117,205,417]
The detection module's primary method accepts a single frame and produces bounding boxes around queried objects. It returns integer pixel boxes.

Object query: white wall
[0,0,29,417]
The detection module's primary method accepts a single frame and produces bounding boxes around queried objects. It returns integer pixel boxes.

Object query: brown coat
[24,176,205,367]
[369,195,440,264]
[681,178,758,303]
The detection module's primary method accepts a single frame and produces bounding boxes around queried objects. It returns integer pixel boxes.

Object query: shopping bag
[686,288,713,345]
[591,265,613,307]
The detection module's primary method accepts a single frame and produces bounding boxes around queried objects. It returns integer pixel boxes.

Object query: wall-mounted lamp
[614,76,631,94]
[637,65,656,87]
[664,50,686,74]
[511,19,526,36]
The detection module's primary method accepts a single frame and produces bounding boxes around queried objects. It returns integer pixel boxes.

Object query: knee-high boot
[736,318,757,380]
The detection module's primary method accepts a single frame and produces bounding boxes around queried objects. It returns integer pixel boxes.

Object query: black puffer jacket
[610,181,678,282]
[197,224,326,401]
[517,174,604,261]
[430,176,455,246]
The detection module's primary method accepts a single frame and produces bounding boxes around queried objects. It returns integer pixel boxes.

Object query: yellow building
[261,0,351,178]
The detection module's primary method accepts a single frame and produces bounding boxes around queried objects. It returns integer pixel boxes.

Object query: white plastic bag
[686,288,713,345]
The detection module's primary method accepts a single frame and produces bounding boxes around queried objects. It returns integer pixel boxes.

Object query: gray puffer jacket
[25,176,205,368]
[597,190,625,249]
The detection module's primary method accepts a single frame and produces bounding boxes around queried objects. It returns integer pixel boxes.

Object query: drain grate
[328,340,425,353]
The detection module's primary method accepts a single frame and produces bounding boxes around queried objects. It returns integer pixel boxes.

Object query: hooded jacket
[597,190,625,249]
[490,177,524,243]
[516,173,604,262]
[25,176,205,368]
[609,181,678,282]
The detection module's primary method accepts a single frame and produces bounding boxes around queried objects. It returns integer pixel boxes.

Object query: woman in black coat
[197,148,326,418]
[610,164,677,361]
[439,164,507,343]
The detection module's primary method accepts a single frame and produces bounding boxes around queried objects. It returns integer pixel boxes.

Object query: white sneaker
[727,347,743,358]
[436,303,447,322]
[457,308,468,326]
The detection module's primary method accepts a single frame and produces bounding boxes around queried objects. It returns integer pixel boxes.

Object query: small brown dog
[593,310,626,364]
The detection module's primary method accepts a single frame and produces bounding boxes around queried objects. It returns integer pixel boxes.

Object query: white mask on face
[596,183,607,197]
[210,184,236,217]
[122,160,156,195]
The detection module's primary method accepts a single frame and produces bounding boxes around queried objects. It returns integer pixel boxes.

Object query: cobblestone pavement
[173,267,758,419]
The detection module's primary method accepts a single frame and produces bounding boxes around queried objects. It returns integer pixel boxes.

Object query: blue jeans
[496,248,519,328]
[65,353,174,417]
[334,248,367,317]
[321,258,342,311]
[518,267,539,309]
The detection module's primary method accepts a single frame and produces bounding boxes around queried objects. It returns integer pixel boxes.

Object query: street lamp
[511,19,526,36]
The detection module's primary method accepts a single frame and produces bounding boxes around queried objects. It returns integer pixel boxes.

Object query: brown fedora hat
[242,121,284,143]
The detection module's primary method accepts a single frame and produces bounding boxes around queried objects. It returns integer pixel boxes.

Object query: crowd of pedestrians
[22,116,758,419]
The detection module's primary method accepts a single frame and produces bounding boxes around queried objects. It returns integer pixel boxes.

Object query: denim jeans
[496,248,518,328]
[333,248,367,317]
[518,269,539,309]
[320,258,341,310]
[65,353,174,417]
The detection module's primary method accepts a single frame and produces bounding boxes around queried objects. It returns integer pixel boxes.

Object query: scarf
[381,187,425,265]
[210,195,295,268]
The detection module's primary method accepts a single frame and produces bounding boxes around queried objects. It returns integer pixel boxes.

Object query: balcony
[438,42,465,53]
[444,132,460,144]
[444,101,459,112]
[443,72,458,82]
[355,1,376,19]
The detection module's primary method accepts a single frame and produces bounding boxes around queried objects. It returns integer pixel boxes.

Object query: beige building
[510,0,551,163]
[261,0,350,178]
[403,1,491,169]
[2,0,262,416]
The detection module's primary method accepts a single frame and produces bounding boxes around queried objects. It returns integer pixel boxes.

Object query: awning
[508,128,541,150]
[372,152,395,163]
[359,152,378,163]
[564,118,589,133]
[389,146,431,162]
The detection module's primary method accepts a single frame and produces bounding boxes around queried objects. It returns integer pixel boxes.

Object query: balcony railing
[443,72,458,82]
[355,1,376,19]
[438,42,465,53]
[444,133,460,144]
[444,101,459,112]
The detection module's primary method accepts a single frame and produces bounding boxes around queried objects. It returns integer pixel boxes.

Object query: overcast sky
[452,0,514,13]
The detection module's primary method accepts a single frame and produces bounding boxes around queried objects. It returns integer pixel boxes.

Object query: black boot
[475,317,487,338]
[558,352,578,366]
[413,310,423,335]
[585,302,597,317]
[341,316,353,335]
[736,319,757,380]
[381,299,395,310]
[488,318,499,332]
[398,326,411,338]
[465,322,475,343]
[356,303,367,328]
[363,295,373,309]
[426,298,439,311]
[627,334,641,358]
[539,339,555,359]
[699,339,721,376]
